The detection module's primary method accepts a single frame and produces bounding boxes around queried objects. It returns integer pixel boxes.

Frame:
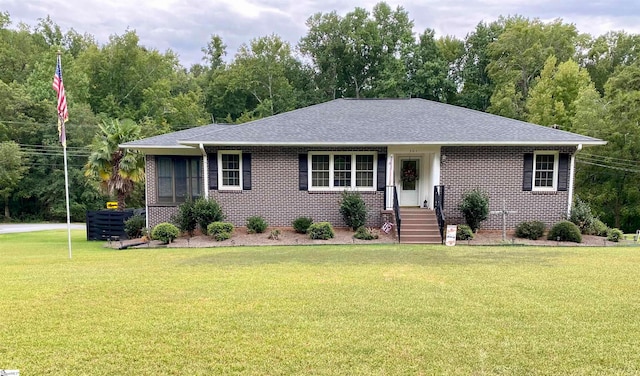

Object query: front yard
[1,230,639,375]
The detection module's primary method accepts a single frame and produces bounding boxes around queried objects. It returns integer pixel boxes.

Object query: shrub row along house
[121,98,605,243]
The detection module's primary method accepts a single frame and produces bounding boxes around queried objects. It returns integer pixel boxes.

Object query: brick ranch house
[121,98,604,243]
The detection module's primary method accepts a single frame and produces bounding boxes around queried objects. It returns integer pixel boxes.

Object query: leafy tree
[406,29,456,102]
[573,63,640,231]
[487,16,578,119]
[300,2,414,99]
[0,141,28,219]
[526,56,594,130]
[582,31,640,95]
[227,34,296,118]
[457,21,504,111]
[76,30,180,121]
[201,34,227,71]
[84,119,145,210]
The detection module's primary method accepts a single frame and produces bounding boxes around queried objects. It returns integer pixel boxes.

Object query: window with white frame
[218,151,242,189]
[309,152,376,190]
[533,151,558,190]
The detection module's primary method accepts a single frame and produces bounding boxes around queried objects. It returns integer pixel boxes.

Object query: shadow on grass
[182,245,568,267]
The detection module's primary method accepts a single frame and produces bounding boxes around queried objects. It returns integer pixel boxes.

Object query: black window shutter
[299,154,308,191]
[523,153,533,191]
[208,153,218,190]
[377,154,387,191]
[242,153,252,190]
[557,153,569,191]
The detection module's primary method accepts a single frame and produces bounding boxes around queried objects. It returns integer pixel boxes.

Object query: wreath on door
[401,164,418,183]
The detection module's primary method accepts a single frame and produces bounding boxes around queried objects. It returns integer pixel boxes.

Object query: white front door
[399,158,420,206]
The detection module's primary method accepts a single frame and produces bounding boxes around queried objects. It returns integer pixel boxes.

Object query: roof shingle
[122,98,604,148]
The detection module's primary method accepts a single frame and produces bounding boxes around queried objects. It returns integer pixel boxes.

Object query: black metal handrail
[434,185,446,244]
[393,186,401,242]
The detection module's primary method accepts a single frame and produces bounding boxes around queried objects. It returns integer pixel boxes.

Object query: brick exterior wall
[147,147,386,229]
[440,146,575,230]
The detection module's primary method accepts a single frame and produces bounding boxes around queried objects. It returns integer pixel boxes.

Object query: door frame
[397,156,423,207]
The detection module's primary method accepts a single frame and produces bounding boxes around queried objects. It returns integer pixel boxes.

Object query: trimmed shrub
[151,222,179,244]
[308,222,335,240]
[213,232,231,241]
[591,218,609,237]
[293,216,313,234]
[515,221,546,240]
[207,221,234,242]
[172,199,197,236]
[458,189,489,232]
[124,214,146,238]
[247,216,268,234]
[569,197,596,234]
[456,224,474,240]
[607,228,624,242]
[194,197,225,234]
[207,222,234,236]
[354,226,379,240]
[547,221,582,243]
[339,191,367,230]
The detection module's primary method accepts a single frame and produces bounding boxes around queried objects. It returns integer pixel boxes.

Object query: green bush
[207,222,234,236]
[547,221,582,243]
[124,214,146,238]
[172,199,197,236]
[246,216,268,234]
[213,231,231,241]
[354,226,379,240]
[194,197,225,234]
[456,224,474,240]
[607,228,624,242]
[458,189,489,232]
[339,191,367,230]
[293,217,313,234]
[569,197,595,234]
[590,218,609,237]
[515,221,546,240]
[308,222,335,240]
[151,222,180,244]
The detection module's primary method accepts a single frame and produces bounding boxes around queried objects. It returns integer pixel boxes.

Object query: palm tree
[85,119,145,210]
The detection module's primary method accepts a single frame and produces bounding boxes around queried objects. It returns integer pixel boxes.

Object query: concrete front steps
[399,208,442,244]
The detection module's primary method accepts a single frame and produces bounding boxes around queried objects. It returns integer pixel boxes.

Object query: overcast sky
[3,0,640,67]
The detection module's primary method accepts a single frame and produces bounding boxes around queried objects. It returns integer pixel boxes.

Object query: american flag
[52,54,68,146]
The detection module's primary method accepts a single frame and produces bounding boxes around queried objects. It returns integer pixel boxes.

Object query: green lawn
[1,231,640,375]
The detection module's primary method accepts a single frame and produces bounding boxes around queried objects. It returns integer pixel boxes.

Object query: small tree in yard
[458,189,489,232]
[340,191,367,230]
[172,199,197,236]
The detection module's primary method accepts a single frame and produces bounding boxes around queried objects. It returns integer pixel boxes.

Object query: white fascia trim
[179,140,607,147]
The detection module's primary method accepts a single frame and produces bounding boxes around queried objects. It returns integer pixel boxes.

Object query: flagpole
[61,115,72,259]
[55,50,72,259]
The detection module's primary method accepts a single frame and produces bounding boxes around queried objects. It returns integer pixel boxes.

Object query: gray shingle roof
[122,98,604,149]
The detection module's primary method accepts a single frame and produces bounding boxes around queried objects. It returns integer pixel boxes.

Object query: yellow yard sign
[106,201,118,209]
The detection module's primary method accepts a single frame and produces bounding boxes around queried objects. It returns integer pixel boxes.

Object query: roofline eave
[177,140,607,147]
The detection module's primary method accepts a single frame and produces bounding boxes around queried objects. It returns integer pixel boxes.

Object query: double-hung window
[157,157,202,203]
[309,152,376,190]
[533,151,558,191]
[218,151,242,190]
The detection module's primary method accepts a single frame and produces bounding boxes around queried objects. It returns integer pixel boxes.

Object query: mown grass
[1,231,640,375]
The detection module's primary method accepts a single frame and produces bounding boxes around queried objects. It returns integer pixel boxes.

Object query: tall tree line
[1,5,639,230]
